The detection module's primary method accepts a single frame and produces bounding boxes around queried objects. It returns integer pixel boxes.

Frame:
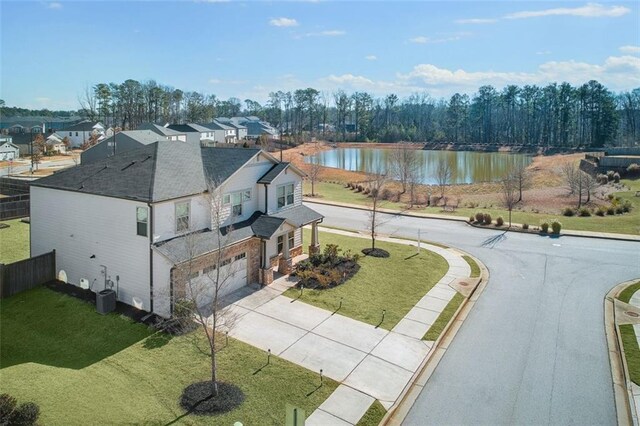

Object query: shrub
[295,244,360,289]
[496,216,504,226]
[522,223,529,230]
[540,221,549,233]
[356,184,364,192]
[551,220,562,234]
[607,170,615,181]
[607,194,615,201]
[579,207,591,217]
[627,163,640,176]
[363,187,370,195]
[483,213,492,225]
[597,174,609,184]
[613,172,621,183]
[595,207,606,216]
[615,206,624,214]
[0,394,40,426]
[623,200,632,213]
[475,211,484,222]
[562,207,575,217]
[469,215,475,222]
[607,207,615,215]
[381,188,392,200]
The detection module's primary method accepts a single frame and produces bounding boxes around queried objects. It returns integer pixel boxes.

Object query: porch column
[309,221,320,255]
[278,232,293,274]
[259,239,273,285]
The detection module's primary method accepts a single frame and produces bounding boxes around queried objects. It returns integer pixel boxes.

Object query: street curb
[605,279,640,426]
[379,252,490,426]
[304,198,640,243]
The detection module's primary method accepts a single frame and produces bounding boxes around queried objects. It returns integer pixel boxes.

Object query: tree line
[3,79,639,148]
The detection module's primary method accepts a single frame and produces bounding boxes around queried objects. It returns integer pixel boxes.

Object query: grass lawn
[620,324,640,386]
[305,180,640,235]
[356,400,387,426]
[423,256,479,341]
[283,229,448,330]
[618,280,640,303]
[0,218,30,264]
[0,287,337,425]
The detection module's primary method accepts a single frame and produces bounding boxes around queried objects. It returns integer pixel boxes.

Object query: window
[234,252,246,261]
[75,132,78,136]
[189,270,199,280]
[175,201,190,232]
[136,207,148,237]
[221,258,231,266]
[204,264,216,274]
[277,183,295,208]
[277,235,284,254]
[224,189,251,217]
[69,132,72,136]
[288,231,295,250]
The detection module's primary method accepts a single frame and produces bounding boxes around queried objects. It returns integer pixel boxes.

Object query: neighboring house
[0,140,20,160]
[218,117,279,140]
[30,141,322,318]
[45,133,68,154]
[81,130,168,164]
[8,133,35,156]
[59,121,106,147]
[137,123,187,142]
[167,123,216,145]
[203,120,237,143]
[0,116,83,134]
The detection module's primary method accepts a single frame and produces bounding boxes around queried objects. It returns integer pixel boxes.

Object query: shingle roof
[31,142,262,202]
[204,121,234,131]
[167,123,211,133]
[61,120,103,132]
[100,130,168,147]
[257,162,289,184]
[137,123,185,137]
[272,205,324,227]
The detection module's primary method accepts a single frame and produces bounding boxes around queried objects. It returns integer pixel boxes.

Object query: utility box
[96,289,116,314]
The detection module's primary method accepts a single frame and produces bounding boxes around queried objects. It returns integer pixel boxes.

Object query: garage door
[195,253,248,307]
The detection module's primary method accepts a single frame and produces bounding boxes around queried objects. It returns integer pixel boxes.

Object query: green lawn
[283,229,449,330]
[356,400,387,426]
[618,280,640,303]
[305,180,640,235]
[0,287,337,425]
[423,256,479,341]
[0,218,30,264]
[620,324,640,386]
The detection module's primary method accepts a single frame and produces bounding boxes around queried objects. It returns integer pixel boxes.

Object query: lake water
[305,148,533,185]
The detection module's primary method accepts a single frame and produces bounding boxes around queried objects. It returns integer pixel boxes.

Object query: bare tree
[390,143,419,194]
[581,171,600,203]
[307,142,322,197]
[433,158,452,198]
[560,162,585,208]
[32,134,46,171]
[364,165,388,254]
[78,84,98,121]
[512,163,531,202]
[500,172,518,227]
[172,180,242,404]
[406,161,424,208]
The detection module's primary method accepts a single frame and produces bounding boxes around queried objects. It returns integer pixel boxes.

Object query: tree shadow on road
[481,232,507,249]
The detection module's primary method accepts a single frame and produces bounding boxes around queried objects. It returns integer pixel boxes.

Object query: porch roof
[271,205,323,227]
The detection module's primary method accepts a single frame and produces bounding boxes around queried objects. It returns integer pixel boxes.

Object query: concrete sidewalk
[223,228,473,425]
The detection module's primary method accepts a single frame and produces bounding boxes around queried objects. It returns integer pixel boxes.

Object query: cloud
[365,55,377,61]
[454,18,497,24]
[536,50,552,55]
[409,33,470,44]
[457,3,630,24]
[269,17,299,27]
[47,2,62,9]
[295,29,346,39]
[504,3,630,19]
[209,78,245,85]
[620,45,640,54]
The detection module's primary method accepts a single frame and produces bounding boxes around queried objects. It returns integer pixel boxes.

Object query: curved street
[306,202,640,425]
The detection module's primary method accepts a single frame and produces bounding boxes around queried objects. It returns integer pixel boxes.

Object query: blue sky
[1,1,639,110]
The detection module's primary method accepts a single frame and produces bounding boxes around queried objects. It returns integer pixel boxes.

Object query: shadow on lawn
[0,287,153,370]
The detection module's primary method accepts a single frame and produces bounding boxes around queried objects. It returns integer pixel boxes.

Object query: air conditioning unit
[96,289,116,314]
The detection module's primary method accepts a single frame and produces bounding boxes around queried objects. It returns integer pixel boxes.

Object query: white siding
[153,195,211,243]
[265,222,297,262]
[153,251,174,318]
[266,168,303,215]
[30,186,152,311]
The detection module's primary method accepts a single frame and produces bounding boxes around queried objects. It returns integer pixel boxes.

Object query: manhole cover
[459,281,469,287]
[626,311,640,317]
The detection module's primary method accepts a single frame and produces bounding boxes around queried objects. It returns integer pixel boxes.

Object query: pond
[305,147,533,185]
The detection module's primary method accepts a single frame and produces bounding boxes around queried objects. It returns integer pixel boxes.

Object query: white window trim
[175,200,190,232]
[276,183,295,209]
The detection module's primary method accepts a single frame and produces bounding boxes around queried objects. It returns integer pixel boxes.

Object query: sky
[1,0,639,110]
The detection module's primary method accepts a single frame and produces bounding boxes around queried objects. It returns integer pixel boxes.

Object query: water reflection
[306,148,532,185]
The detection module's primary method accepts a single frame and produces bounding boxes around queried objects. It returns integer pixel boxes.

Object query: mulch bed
[180,381,244,415]
[361,248,390,258]
[295,260,360,290]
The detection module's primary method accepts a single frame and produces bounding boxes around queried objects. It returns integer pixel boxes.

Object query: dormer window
[277,183,294,208]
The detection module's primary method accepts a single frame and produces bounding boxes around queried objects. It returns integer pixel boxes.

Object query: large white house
[59,120,106,147]
[30,141,322,318]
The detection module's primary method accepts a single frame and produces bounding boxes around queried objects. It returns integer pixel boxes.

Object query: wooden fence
[0,250,56,298]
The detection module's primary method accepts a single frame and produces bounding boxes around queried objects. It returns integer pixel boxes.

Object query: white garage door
[195,253,248,307]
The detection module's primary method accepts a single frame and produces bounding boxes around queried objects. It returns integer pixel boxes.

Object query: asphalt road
[305,202,640,426]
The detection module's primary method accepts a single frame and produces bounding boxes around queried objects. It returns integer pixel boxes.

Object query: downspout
[148,202,154,313]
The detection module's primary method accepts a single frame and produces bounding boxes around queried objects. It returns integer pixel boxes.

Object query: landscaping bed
[0,287,337,425]
[283,229,448,330]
